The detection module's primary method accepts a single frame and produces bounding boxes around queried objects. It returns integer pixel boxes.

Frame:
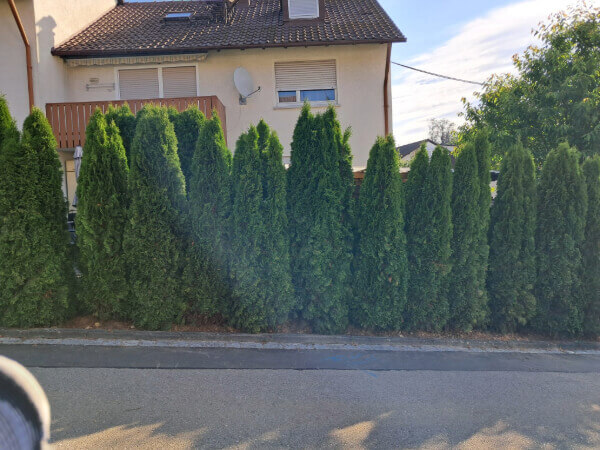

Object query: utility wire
[392,62,485,86]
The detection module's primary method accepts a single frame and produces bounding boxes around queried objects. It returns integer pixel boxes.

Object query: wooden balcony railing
[46,96,227,149]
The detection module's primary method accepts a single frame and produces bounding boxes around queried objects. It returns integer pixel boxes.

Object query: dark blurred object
[0,356,50,449]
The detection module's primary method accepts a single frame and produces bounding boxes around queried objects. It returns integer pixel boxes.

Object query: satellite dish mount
[234,67,261,105]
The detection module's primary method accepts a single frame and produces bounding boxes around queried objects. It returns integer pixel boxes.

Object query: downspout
[383,43,392,136]
[7,0,34,112]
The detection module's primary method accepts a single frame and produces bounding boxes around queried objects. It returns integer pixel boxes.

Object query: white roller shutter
[275,60,337,91]
[118,68,159,100]
[288,0,319,19]
[163,66,197,98]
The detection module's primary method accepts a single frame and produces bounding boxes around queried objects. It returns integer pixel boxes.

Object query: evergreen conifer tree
[172,107,205,190]
[582,156,600,336]
[534,143,587,336]
[287,105,350,333]
[448,143,487,331]
[0,108,70,326]
[405,146,453,331]
[105,104,136,162]
[188,113,232,306]
[75,110,129,319]
[257,120,294,328]
[123,106,187,329]
[488,142,537,332]
[228,128,269,331]
[352,136,407,330]
[0,97,18,151]
[474,131,492,319]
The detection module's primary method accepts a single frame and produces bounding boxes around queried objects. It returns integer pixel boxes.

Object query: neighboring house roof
[52,0,406,58]
[397,139,437,158]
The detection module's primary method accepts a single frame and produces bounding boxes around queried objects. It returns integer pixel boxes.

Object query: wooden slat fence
[46,96,227,149]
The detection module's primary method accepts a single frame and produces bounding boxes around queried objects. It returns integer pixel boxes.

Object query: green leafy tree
[462,5,600,164]
[105,104,136,162]
[488,142,537,332]
[582,156,600,336]
[405,145,453,331]
[75,110,129,319]
[352,136,407,330]
[123,106,187,329]
[287,105,350,334]
[448,143,487,331]
[0,108,71,326]
[172,107,206,190]
[534,144,587,336]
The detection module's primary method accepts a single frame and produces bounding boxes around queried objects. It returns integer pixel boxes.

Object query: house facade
[1,0,405,206]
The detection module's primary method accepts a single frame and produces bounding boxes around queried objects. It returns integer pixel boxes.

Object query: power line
[392,62,485,86]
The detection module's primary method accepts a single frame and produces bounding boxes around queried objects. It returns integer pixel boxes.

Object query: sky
[128,0,598,145]
[380,0,600,144]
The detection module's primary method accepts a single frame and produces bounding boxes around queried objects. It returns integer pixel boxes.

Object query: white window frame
[114,62,201,100]
[273,59,340,109]
[288,0,320,19]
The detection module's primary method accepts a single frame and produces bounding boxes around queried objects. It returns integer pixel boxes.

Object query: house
[1,0,405,207]
[397,139,456,163]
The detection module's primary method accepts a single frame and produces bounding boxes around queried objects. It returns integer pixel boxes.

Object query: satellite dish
[234,67,261,105]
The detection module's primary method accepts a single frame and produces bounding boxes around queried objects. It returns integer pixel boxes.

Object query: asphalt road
[1,342,597,449]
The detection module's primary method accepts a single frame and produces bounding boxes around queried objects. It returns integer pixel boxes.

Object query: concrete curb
[0,328,599,354]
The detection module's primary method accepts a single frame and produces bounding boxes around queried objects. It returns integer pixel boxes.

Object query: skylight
[164,12,193,21]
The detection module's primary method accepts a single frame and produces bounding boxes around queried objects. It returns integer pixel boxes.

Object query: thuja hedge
[1,96,600,337]
[0,107,71,327]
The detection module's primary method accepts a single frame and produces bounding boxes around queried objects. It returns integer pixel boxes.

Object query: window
[288,0,319,19]
[118,66,197,100]
[275,60,337,106]
[163,66,197,98]
[165,12,193,21]
[118,68,159,100]
[300,89,335,102]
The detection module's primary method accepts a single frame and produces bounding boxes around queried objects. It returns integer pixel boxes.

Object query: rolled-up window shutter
[288,0,319,19]
[118,68,159,100]
[163,66,197,98]
[275,60,337,91]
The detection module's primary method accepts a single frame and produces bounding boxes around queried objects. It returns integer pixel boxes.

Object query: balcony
[45,96,227,149]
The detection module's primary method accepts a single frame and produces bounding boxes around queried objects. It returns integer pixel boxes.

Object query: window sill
[274,102,340,110]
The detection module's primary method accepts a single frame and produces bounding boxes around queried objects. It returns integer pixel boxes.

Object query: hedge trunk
[582,156,600,336]
[488,142,537,332]
[123,105,187,329]
[352,136,407,330]
[75,110,129,319]
[534,143,587,336]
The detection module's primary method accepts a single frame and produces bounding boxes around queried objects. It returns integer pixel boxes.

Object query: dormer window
[288,0,319,19]
[164,12,193,22]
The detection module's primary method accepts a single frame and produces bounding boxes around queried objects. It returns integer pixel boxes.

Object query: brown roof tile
[52,0,405,57]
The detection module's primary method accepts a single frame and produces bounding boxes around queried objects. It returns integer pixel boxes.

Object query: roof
[52,0,406,58]
[396,139,435,157]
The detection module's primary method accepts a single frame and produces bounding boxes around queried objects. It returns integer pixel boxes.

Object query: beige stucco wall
[0,0,35,128]
[0,0,115,128]
[65,44,389,166]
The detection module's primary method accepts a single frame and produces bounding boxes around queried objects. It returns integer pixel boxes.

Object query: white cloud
[391,0,599,145]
